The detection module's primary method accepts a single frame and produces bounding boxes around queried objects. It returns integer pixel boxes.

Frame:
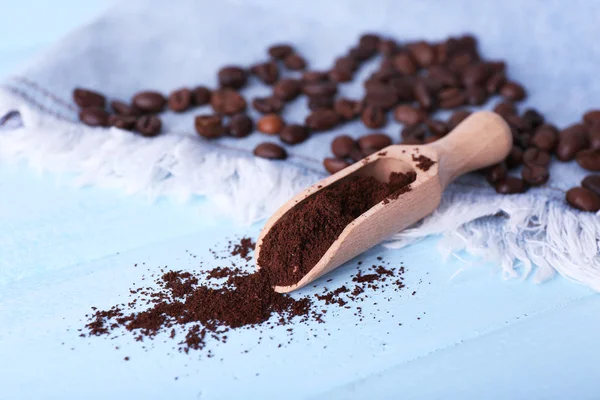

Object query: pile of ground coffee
[258,171,416,286]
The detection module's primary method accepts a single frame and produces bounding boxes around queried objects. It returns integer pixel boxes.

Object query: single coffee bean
[427,65,458,87]
[168,88,192,112]
[111,100,140,117]
[448,53,475,74]
[401,123,427,140]
[522,108,544,130]
[523,148,551,167]
[364,84,398,110]
[582,175,600,195]
[257,114,285,135]
[283,53,307,70]
[379,39,398,55]
[522,164,549,186]
[108,114,136,130]
[252,96,284,114]
[413,81,434,110]
[461,62,490,87]
[494,101,517,118]
[79,108,109,127]
[361,105,386,129]
[303,81,337,98]
[135,115,162,137]
[334,98,362,120]
[358,133,392,154]
[132,91,167,113]
[425,119,449,136]
[447,110,471,130]
[500,81,526,101]
[393,53,417,75]
[566,187,600,212]
[280,124,309,145]
[393,105,426,125]
[323,157,351,174]
[218,66,247,89]
[359,33,380,50]
[328,68,353,83]
[466,86,487,105]
[193,86,212,106]
[273,79,302,101]
[302,70,329,83]
[334,56,359,72]
[438,88,466,109]
[308,96,334,111]
[495,177,527,194]
[268,44,294,60]
[73,88,106,109]
[210,89,246,116]
[348,45,377,62]
[583,110,600,126]
[556,123,589,161]
[331,135,359,158]
[254,143,287,160]
[227,114,253,138]
[485,72,506,94]
[589,125,600,149]
[194,114,225,139]
[576,149,600,171]
[250,61,279,85]
[531,124,558,151]
[407,41,435,68]
[305,109,340,131]
[485,163,507,184]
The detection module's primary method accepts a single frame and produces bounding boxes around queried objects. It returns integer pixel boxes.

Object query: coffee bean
[566,187,600,212]
[500,81,526,101]
[250,61,279,85]
[308,96,334,111]
[401,124,427,140]
[522,108,544,130]
[108,114,136,130]
[111,100,140,117]
[523,148,551,167]
[254,143,287,160]
[132,91,167,113]
[305,109,340,131]
[516,132,532,148]
[434,42,449,65]
[257,114,285,135]
[378,39,398,56]
[392,53,417,75]
[283,53,307,70]
[448,53,475,74]
[493,101,517,119]
[273,79,302,101]
[135,115,162,137]
[531,124,558,151]
[268,44,294,60]
[193,86,212,106]
[79,108,109,127]
[393,105,426,125]
[556,123,589,161]
[331,135,359,158]
[389,77,416,101]
[427,66,459,87]
[364,84,398,110]
[485,163,507,184]
[495,177,527,194]
[407,41,435,68]
[361,105,386,129]
[195,114,225,139]
[334,98,362,120]
[583,110,600,126]
[438,88,466,109]
[210,89,246,116]
[466,86,487,106]
[73,88,106,109]
[576,149,600,171]
[168,88,192,112]
[506,115,530,133]
[589,125,600,149]
[302,70,329,83]
[349,45,377,62]
[582,175,600,195]
[462,63,490,87]
[447,110,471,130]
[522,164,549,186]
[485,72,506,94]
[425,119,449,136]
[303,81,337,98]
[413,81,434,110]
[358,133,392,154]
[334,57,359,72]
[359,33,380,50]
[252,96,284,114]
[323,157,351,174]
[227,114,253,138]
[280,124,309,145]
[328,68,353,83]
[218,66,247,89]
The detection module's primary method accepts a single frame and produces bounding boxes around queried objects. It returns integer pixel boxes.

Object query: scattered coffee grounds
[412,154,436,171]
[258,171,416,287]
[230,237,255,261]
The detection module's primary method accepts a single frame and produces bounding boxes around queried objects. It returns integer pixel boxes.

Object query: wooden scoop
[255,111,512,293]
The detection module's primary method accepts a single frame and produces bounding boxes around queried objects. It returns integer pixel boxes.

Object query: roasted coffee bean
[227,114,253,138]
[401,123,427,140]
[566,187,600,212]
[306,109,339,131]
[302,70,329,83]
[193,86,212,106]
[393,105,426,125]
[407,41,434,68]
[268,44,294,60]
[168,88,192,112]
[328,68,353,83]
[493,101,517,119]
[132,91,166,113]
[556,123,589,161]
[522,164,549,186]
[576,149,600,171]
[500,81,526,101]
[434,42,449,65]
[466,86,487,106]
[308,96,334,111]
[283,53,307,70]
[359,33,380,50]
[210,89,246,116]
[218,66,247,89]
[303,81,337,98]
[425,119,449,136]
[252,96,284,114]
[378,39,398,56]
[364,84,398,110]
[447,110,471,130]
[427,66,459,87]
[358,133,392,155]
[280,124,309,145]
[111,100,140,117]
[331,135,359,158]
[589,125,600,149]
[392,53,417,75]
[253,142,287,160]
[73,88,106,109]
[323,157,351,174]
[523,148,551,167]
[346,45,375,62]
[495,177,527,194]
[79,108,109,127]
[334,56,359,72]
[582,175,600,195]
[485,72,506,94]
[531,124,558,151]
[348,147,365,162]
[461,63,490,87]
[506,115,530,133]
[273,79,302,101]
[108,114,136,130]
[413,81,434,110]
[135,115,162,137]
[522,109,544,130]
[257,114,285,135]
[583,110,600,126]
[485,163,507,184]
[250,61,279,85]
[361,105,386,129]
[194,114,225,139]
[334,98,362,120]
[389,77,416,101]
[448,52,475,74]
[438,88,466,109]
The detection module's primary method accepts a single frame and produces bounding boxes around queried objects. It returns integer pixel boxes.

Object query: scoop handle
[428,111,512,188]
